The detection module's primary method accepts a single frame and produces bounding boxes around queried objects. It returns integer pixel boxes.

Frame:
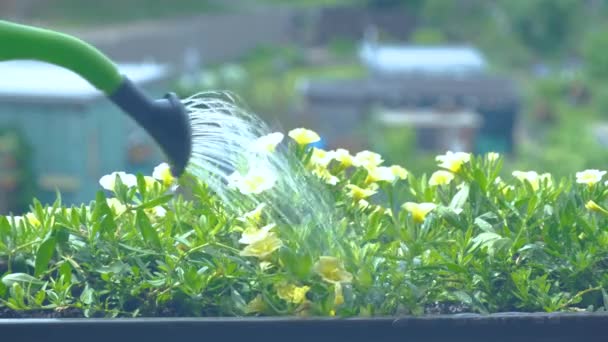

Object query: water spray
[0,20,336,233]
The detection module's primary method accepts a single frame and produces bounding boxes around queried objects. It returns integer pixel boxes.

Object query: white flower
[239,203,267,224]
[252,132,284,153]
[429,170,455,186]
[512,170,552,190]
[353,151,383,169]
[153,162,174,186]
[153,206,167,218]
[487,152,500,162]
[106,198,127,215]
[99,171,137,191]
[330,148,354,167]
[310,148,333,167]
[238,223,276,244]
[436,151,471,173]
[366,166,396,183]
[288,128,320,145]
[228,166,277,195]
[576,169,606,186]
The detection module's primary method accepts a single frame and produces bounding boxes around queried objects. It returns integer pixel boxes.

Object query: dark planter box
[1,312,607,342]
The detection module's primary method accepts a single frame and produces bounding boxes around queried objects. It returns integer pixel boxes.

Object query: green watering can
[0,20,192,176]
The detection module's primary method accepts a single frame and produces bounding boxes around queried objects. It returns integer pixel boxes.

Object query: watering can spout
[109,78,192,176]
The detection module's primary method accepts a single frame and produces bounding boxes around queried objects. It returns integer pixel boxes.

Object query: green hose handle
[0,20,122,95]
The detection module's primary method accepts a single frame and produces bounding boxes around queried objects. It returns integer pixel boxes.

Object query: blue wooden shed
[0,60,173,207]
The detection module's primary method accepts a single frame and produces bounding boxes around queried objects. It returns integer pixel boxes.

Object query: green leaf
[0,216,10,251]
[137,173,147,198]
[474,217,494,233]
[91,191,116,237]
[450,183,470,211]
[59,262,72,284]
[136,210,161,249]
[35,235,57,277]
[0,215,10,238]
[137,194,174,210]
[452,290,473,305]
[80,285,95,305]
[2,273,44,286]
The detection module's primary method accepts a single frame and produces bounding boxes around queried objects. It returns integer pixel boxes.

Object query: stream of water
[181,91,337,237]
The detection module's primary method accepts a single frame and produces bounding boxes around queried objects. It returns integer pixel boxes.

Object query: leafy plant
[1,129,608,318]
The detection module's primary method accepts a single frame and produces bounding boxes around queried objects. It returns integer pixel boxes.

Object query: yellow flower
[358,199,370,209]
[15,212,41,227]
[586,200,608,215]
[330,148,354,167]
[310,148,333,167]
[334,282,344,306]
[313,256,353,284]
[245,295,266,314]
[252,132,284,153]
[512,170,551,190]
[502,184,515,196]
[144,176,157,191]
[429,170,455,186]
[353,150,383,169]
[153,163,174,187]
[239,203,266,224]
[576,169,606,186]
[312,167,340,185]
[435,151,471,173]
[275,282,310,304]
[487,152,500,162]
[346,184,377,200]
[99,171,137,191]
[228,166,277,195]
[402,202,436,223]
[288,128,320,145]
[239,232,282,259]
[365,166,396,183]
[106,198,127,216]
[390,165,408,180]
[27,213,41,227]
[238,223,276,244]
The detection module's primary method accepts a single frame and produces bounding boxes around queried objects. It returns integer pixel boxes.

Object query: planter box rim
[1,311,607,342]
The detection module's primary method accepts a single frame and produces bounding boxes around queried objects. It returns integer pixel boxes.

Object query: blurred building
[299,43,519,154]
[0,61,171,211]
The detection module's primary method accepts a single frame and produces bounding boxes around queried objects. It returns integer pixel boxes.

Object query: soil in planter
[0,307,84,318]
[0,300,470,318]
[424,301,472,315]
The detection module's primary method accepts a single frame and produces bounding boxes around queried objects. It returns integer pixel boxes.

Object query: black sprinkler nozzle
[109,77,191,177]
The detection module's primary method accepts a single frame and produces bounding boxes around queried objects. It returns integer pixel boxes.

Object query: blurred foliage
[0,127,36,215]
[582,26,608,81]
[498,0,581,58]
[176,45,366,126]
[26,0,225,25]
[408,27,446,45]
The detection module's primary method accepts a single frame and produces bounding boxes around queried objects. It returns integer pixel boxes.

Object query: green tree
[500,0,580,58]
[582,27,608,80]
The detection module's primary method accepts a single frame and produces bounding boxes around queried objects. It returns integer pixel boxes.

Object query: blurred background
[1,0,607,214]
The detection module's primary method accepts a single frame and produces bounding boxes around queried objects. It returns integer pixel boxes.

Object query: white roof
[0,60,170,103]
[359,44,486,75]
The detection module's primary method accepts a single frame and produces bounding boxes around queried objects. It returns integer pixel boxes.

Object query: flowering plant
[1,128,608,318]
